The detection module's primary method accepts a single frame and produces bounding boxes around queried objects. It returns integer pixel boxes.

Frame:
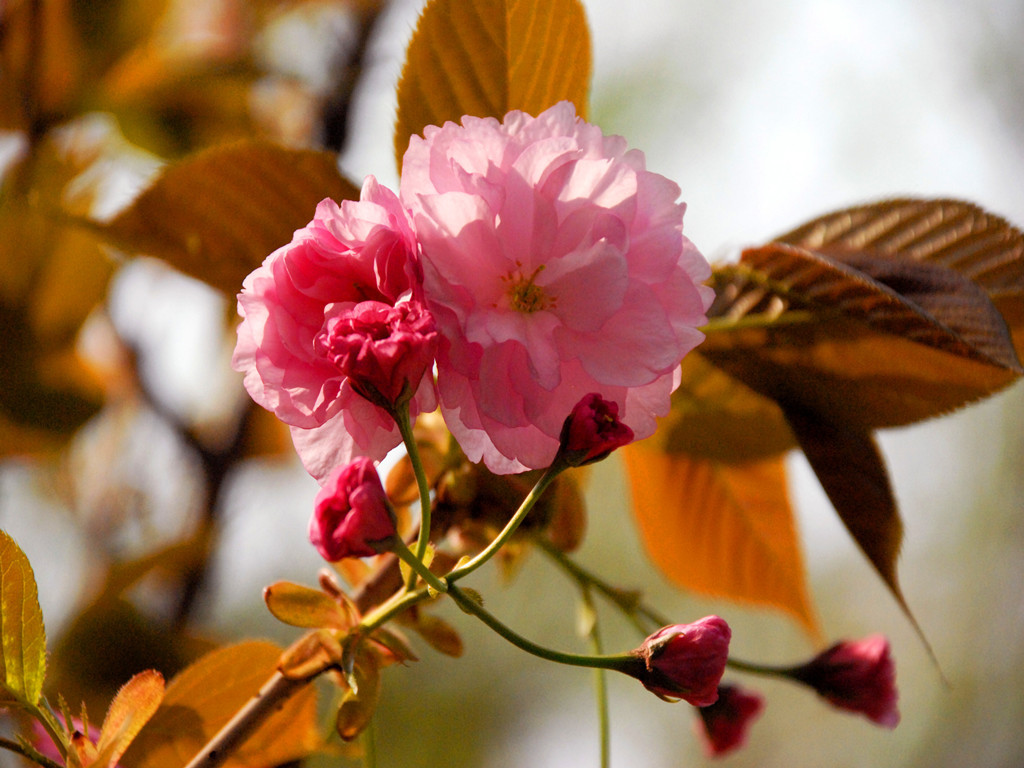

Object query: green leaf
[102,141,360,295]
[0,529,47,706]
[393,0,592,170]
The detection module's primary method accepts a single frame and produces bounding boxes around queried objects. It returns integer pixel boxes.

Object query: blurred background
[2,0,1023,766]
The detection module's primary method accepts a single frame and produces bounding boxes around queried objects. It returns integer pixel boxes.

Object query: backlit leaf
[703,241,1022,430]
[664,352,797,462]
[0,138,115,452]
[264,581,357,630]
[782,409,903,608]
[775,198,1024,301]
[102,141,360,295]
[94,669,165,768]
[393,0,592,170]
[621,447,819,637]
[121,640,321,768]
[0,529,47,706]
[776,197,1024,362]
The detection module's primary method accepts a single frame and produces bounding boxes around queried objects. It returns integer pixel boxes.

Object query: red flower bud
[556,393,635,467]
[316,299,438,411]
[695,684,764,757]
[788,635,899,728]
[309,458,397,561]
[632,616,731,706]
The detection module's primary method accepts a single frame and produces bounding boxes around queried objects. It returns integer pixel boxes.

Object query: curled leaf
[335,652,382,742]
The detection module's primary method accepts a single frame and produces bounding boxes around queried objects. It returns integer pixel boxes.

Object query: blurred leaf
[621,447,819,637]
[393,0,592,170]
[121,640,322,768]
[94,670,165,768]
[47,598,200,719]
[264,581,357,630]
[0,139,115,454]
[0,529,48,706]
[404,612,463,659]
[0,0,86,128]
[102,141,360,295]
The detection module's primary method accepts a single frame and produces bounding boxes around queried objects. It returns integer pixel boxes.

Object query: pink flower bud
[632,616,731,706]
[695,684,764,757]
[316,300,438,411]
[556,393,635,466]
[788,635,899,728]
[309,458,397,561]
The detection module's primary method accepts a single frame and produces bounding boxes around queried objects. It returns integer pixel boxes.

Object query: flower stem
[582,589,611,768]
[447,467,561,585]
[447,584,634,672]
[535,537,668,635]
[392,405,433,591]
[363,719,377,768]
[391,537,448,594]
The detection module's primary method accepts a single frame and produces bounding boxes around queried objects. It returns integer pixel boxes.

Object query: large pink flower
[232,176,436,482]
[400,101,713,472]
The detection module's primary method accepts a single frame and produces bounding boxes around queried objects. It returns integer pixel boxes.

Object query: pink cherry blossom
[400,101,713,473]
[232,176,436,482]
[631,616,731,706]
[309,458,397,560]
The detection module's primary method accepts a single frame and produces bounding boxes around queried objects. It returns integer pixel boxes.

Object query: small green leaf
[0,529,47,706]
[393,0,592,170]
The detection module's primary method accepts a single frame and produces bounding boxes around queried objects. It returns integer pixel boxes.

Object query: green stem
[0,736,64,768]
[391,537,448,594]
[582,589,610,768]
[447,467,562,585]
[392,405,433,591]
[535,538,668,635]
[362,718,377,768]
[447,584,634,672]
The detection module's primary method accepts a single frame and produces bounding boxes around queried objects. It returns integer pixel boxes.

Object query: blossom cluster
[232,101,713,480]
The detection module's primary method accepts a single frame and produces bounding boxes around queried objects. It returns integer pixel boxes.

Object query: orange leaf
[622,445,819,638]
[94,669,165,768]
[663,352,797,463]
[120,640,322,768]
[393,0,592,170]
[103,141,360,295]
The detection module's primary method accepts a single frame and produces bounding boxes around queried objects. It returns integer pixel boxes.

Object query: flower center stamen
[502,263,553,313]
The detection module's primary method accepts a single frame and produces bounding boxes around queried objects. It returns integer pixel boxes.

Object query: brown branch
[182,671,308,768]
